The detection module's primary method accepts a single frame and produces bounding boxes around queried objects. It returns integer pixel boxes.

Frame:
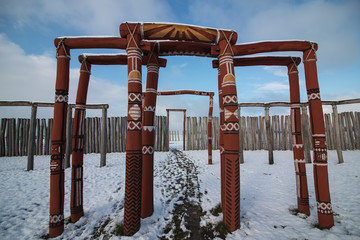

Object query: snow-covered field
[0,142,359,239]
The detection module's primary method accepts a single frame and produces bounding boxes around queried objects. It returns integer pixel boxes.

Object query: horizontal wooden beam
[232,41,318,56]
[158,90,214,96]
[78,54,167,67]
[0,101,108,109]
[213,56,301,68]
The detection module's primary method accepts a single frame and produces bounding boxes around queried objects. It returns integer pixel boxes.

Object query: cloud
[188,0,360,68]
[254,82,289,92]
[0,0,175,35]
[0,33,129,118]
[263,66,288,77]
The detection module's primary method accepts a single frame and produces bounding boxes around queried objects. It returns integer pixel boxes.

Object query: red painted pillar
[70,58,91,223]
[141,49,160,218]
[217,31,240,232]
[303,46,334,228]
[287,62,310,216]
[217,67,225,215]
[124,24,143,236]
[49,39,70,238]
[208,94,213,164]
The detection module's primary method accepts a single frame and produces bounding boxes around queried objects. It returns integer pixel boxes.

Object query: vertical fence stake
[331,104,344,163]
[265,106,274,164]
[27,104,37,171]
[100,106,108,167]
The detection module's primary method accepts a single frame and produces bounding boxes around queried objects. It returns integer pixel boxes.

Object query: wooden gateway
[49,22,334,237]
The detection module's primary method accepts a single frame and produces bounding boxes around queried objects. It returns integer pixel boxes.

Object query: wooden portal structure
[50,22,333,237]
[214,56,311,215]
[158,90,214,164]
[165,108,186,151]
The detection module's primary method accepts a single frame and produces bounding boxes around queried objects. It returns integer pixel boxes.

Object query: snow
[0,145,359,239]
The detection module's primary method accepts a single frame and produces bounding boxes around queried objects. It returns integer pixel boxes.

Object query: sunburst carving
[143,23,218,43]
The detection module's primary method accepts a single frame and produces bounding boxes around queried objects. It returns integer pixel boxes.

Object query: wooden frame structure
[158,90,214,164]
[165,108,186,151]
[214,56,311,215]
[50,22,333,237]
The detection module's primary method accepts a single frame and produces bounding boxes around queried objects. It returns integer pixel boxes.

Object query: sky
[0,0,359,130]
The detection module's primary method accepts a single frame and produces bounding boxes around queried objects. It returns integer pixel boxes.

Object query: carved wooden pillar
[287,61,310,215]
[303,45,334,228]
[70,58,91,223]
[217,31,240,232]
[208,94,213,164]
[141,48,160,218]
[217,67,225,216]
[124,23,143,236]
[49,39,70,238]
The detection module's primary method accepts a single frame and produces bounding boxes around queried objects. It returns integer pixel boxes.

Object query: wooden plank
[339,113,346,150]
[346,112,355,150]
[354,112,360,149]
[27,105,37,170]
[100,108,107,167]
[36,119,41,155]
[44,119,50,155]
[324,114,332,149]
[265,107,273,164]
[18,119,24,156]
[15,119,20,156]
[331,105,344,163]
[301,106,312,163]
[40,119,46,155]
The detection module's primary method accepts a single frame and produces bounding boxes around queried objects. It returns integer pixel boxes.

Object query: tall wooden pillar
[208,94,214,164]
[124,24,143,236]
[303,46,334,228]
[217,31,240,232]
[287,61,310,215]
[70,58,91,223]
[217,67,225,217]
[49,39,70,238]
[141,49,160,218]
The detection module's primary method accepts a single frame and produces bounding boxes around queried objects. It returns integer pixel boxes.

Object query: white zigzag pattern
[308,93,321,101]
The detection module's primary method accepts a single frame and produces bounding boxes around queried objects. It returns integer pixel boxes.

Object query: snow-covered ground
[0,141,359,239]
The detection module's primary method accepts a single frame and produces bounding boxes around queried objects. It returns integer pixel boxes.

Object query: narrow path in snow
[159,149,204,239]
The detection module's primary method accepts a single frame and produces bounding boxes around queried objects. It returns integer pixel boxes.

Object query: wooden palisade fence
[1,99,359,166]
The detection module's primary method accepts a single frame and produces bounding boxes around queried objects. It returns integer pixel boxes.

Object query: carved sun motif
[143,23,217,43]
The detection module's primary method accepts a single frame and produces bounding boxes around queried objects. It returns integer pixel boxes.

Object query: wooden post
[301,105,312,163]
[183,110,186,151]
[50,38,70,238]
[303,46,334,228]
[65,105,72,169]
[141,47,160,218]
[123,23,143,236]
[100,106,107,167]
[288,61,310,215]
[208,94,213,164]
[27,104,37,171]
[265,106,274,164]
[70,58,91,223]
[216,30,240,232]
[166,109,169,151]
[331,104,344,163]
